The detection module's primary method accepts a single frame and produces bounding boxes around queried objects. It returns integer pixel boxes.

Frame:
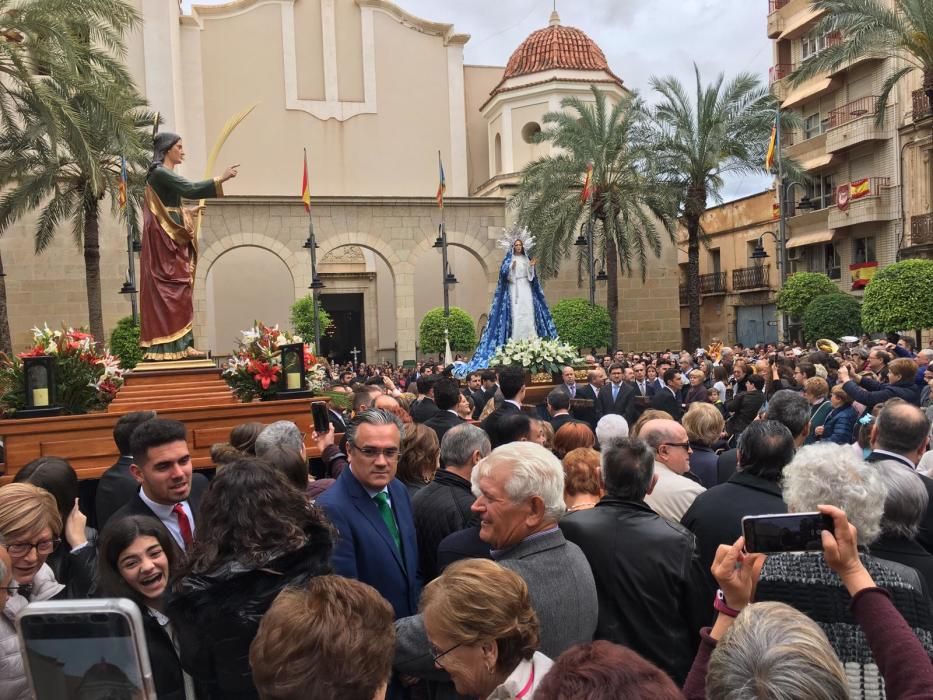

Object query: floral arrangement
[488,337,582,375]
[222,322,328,402]
[0,325,125,416]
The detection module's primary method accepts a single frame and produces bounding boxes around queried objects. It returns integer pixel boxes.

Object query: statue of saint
[139,133,238,361]
[508,238,538,341]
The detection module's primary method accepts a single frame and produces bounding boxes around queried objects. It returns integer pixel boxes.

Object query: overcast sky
[181,0,773,200]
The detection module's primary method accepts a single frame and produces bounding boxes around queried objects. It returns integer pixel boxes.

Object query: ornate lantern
[20,355,61,418]
[278,343,306,394]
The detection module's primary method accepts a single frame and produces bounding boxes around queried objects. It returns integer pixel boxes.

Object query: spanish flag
[118,156,127,210]
[765,114,778,171]
[301,149,311,213]
[850,261,878,290]
[849,178,870,200]
[436,151,446,209]
[581,163,594,203]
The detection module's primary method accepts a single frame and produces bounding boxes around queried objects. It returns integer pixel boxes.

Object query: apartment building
[768,0,904,293]
[898,74,933,260]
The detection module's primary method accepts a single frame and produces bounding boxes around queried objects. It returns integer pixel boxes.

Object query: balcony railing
[733,265,770,291]
[700,271,727,295]
[913,88,932,123]
[768,0,790,13]
[827,96,877,128]
[911,213,933,246]
[769,63,795,85]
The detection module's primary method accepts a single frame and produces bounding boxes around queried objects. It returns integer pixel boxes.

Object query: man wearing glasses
[317,409,420,622]
[639,419,705,522]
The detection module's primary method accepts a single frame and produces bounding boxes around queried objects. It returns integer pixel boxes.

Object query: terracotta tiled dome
[502,11,621,83]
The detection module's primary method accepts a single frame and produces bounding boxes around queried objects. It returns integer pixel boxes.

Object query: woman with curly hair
[168,459,333,699]
[397,423,440,497]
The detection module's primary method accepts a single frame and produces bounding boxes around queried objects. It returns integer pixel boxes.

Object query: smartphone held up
[742,512,834,554]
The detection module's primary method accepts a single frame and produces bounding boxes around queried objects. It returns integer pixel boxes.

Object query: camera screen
[20,614,145,700]
[743,513,830,553]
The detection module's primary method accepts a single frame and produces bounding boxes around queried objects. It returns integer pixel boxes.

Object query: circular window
[521,121,542,144]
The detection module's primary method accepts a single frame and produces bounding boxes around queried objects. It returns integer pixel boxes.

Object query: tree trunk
[606,234,619,350]
[686,213,702,352]
[83,199,105,344]
[0,247,11,355]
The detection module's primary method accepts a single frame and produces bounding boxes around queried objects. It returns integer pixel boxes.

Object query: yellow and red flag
[118,157,127,210]
[436,151,446,209]
[581,163,594,203]
[301,149,312,212]
[849,178,870,200]
[765,115,777,171]
[849,261,878,290]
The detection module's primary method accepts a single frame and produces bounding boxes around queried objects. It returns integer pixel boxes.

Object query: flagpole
[775,108,789,341]
[439,150,450,318]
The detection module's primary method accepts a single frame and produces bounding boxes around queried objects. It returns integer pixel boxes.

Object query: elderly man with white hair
[595,413,629,447]
[394,443,598,682]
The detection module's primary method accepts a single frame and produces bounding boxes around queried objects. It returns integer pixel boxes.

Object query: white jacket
[0,564,64,700]
[487,651,554,700]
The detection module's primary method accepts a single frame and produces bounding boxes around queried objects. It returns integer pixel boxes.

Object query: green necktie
[373,491,401,552]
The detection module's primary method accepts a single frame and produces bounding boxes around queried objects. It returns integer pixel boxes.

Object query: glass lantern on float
[19,355,62,418]
[278,343,314,399]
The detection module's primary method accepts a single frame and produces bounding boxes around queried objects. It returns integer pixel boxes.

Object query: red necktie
[172,503,193,549]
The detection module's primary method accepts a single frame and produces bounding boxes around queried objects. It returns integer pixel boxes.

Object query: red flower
[248,359,280,390]
[69,330,92,341]
[16,345,45,359]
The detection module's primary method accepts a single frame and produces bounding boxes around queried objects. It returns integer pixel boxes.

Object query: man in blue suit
[317,409,421,621]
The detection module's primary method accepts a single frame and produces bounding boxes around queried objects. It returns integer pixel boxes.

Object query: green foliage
[776,272,838,317]
[108,316,143,370]
[419,307,476,355]
[802,294,862,343]
[551,298,611,350]
[861,259,933,333]
[289,295,333,351]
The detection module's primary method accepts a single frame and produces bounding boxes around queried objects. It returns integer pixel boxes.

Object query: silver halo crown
[497,225,535,254]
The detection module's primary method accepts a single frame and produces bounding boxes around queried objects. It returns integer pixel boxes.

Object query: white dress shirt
[138,488,195,551]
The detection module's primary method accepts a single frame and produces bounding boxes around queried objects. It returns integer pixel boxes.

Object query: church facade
[5,0,680,361]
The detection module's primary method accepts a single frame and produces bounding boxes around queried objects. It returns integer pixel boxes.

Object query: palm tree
[0,1,145,349]
[651,66,778,352]
[511,87,678,348]
[791,0,933,120]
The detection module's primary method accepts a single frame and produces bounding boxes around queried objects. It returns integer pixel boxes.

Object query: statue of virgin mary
[458,226,558,373]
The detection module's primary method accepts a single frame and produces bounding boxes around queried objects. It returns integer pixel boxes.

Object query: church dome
[486,10,623,104]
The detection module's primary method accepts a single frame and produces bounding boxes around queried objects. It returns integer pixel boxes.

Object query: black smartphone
[17,599,156,699]
[311,401,330,433]
[742,512,834,553]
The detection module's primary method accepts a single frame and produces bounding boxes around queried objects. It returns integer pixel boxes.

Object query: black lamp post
[20,355,62,418]
[575,223,605,303]
[434,224,457,317]
[304,231,325,357]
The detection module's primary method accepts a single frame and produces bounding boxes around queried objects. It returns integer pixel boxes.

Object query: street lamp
[574,221,599,305]
[434,224,457,317]
[304,227,325,357]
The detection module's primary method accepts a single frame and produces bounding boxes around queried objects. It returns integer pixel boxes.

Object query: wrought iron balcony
[913,88,932,123]
[769,63,794,85]
[733,264,770,291]
[700,271,727,295]
[911,213,933,246]
[827,96,877,128]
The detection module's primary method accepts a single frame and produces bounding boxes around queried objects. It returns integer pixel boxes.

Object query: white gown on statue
[509,254,537,341]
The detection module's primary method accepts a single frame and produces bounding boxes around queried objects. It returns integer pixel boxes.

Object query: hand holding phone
[311,401,330,434]
[710,536,763,612]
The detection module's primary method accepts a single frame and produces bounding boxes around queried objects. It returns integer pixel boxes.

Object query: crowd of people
[3,333,933,699]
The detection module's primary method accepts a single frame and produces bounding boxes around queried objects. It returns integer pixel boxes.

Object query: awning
[800,154,835,171]
[782,77,837,109]
[787,231,834,248]
[778,6,826,40]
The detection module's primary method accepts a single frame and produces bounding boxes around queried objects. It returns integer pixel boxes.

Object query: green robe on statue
[139,165,223,360]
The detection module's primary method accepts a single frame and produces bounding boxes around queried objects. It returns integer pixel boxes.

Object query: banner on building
[849,261,878,290]
[849,178,871,200]
[836,184,850,211]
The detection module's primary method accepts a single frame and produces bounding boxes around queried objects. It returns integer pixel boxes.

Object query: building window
[709,249,721,275]
[804,113,823,139]
[521,122,541,144]
[803,173,835,210]
[801,30,833,61]
[824,242,840,279]
[854,237,876,263]
[494,133,502,174]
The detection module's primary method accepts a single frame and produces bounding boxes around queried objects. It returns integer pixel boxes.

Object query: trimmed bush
[802,293,862,344]
[776,272,838,317]
[419,307,476,354]
[861,259,933,334]
[551,297,611,350]
[109,316,143,370]
[290,295,333,351]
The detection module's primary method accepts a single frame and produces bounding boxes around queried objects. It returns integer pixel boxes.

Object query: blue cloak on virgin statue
[457,227,558,376]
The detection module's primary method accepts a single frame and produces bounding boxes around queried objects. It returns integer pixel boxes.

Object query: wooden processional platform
[0,360,330,483]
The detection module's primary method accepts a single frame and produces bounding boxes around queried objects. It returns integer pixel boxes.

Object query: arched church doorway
[317,244,397,365]
[205,246,295,353]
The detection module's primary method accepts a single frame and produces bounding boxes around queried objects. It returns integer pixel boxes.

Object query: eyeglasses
[430,642,462,666]
[661,442,691,451]
[4,539,61,557]
[0,585,18,594]
[349,443,402,461]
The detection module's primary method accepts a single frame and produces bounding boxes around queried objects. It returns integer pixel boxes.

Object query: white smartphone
[16,598,156,700]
